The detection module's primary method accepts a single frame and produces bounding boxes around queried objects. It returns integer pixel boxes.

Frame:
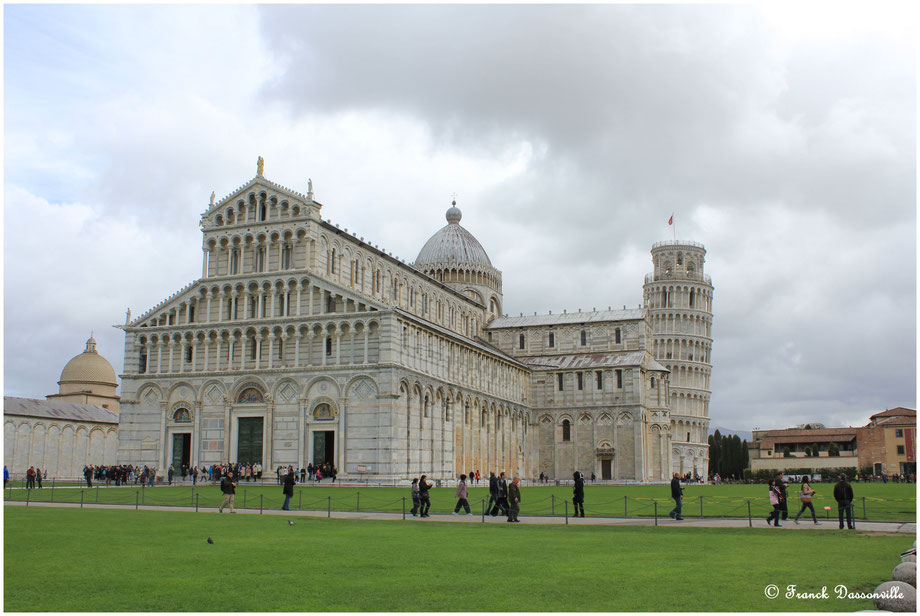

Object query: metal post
[862,496,866,520]
[327,496,331,518]
[80,490,85,508]
[700,495,703,518]
[260,494,264,515]
[136,492,139,510]
[654,501,658,526]
[565,500,568,525]
[402,496,406,520]
[196,493,199,512]
[747,500,752,527]
[551,494,555,516]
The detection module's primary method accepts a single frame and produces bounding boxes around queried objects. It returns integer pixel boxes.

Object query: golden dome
[59,336,118,387]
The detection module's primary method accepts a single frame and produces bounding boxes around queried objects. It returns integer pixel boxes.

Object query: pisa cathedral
[117,163,713,482]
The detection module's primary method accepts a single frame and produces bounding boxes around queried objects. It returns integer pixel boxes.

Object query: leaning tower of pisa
[643,240,713,479]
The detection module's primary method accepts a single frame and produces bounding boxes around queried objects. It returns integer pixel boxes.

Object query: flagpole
[672,212,676,242]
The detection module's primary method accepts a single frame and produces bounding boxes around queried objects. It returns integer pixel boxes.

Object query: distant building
[3,336,120,478]
[858,408,916,477]
[748,407,916,477]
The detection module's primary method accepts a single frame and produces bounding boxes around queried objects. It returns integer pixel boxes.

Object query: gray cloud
[3,4,914,433]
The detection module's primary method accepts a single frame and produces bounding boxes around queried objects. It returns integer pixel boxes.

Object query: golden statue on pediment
[257,156,264,177]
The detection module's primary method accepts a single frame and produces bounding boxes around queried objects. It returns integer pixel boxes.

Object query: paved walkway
[6,501,914,533]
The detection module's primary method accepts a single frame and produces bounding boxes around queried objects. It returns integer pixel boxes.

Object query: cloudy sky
[3,3,916,432]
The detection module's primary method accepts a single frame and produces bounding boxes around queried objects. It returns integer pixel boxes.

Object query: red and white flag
[668,214,673,226]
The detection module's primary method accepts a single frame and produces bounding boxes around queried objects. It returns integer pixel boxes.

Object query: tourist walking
[669,472,684,520]
[793,475,818,524]
[418,474,433,518]
[507,476,521,522]
[35,467,43,489]
[26,466,36,489]
[572,471,585,517]
[833,474,855,530]
[410,478,420,516]
[219,471,237,513]
[775,473,789,520]
[486,472,501,516]
[453,474,472,515]
[281,467,295,511]
[168,465,174,485]
[3,465,8,487]
[766,479,784,527]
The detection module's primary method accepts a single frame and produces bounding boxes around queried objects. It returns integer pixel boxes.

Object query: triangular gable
[201,175,322,224]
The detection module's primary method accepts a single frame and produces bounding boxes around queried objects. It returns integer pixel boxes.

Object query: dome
[59,336,118,386]
[415,203,493,268]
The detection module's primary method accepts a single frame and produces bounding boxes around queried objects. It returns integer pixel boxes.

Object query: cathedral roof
[522,351,649,370]
[487,308,647,329]
[59,336,118,387]
[414,203,493,269]
[4,396,119,424]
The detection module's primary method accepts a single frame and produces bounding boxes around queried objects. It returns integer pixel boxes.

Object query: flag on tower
[668,214,673,226]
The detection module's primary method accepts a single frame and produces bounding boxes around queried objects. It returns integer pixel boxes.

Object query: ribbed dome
[415,203,493,268]
[59,336,118,386]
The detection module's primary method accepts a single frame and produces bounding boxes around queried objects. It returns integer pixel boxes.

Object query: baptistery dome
[414,202,503,320]
[59,336,118,387]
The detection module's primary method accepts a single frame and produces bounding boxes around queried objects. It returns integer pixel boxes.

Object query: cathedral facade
[117,165,713,482]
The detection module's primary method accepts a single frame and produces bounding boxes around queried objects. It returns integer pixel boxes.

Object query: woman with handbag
[793,475,818,524]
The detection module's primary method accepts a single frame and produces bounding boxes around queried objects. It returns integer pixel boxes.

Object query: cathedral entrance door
[312,431,335,467]
[237,417,263,465]
[172,433,191,470]
[601,459,612,480]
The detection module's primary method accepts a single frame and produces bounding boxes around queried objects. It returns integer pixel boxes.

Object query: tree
[828,443,839,457]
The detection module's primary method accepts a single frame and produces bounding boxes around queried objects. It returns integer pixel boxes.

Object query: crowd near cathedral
[5,159,714,483]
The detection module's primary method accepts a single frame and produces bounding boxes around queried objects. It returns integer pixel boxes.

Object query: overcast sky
[3,3,916,432]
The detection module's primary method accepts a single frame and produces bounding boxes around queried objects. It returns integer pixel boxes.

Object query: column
[267,334,275,369]
[228,336,235,368]
[335,332,341,365]
[304,332,313,366]
[270,291,277,318]
[223,403,231,463]
[192,402,202,467]
[203,339,210,372]
[167,339,175,373]
[179,340,187,373]
[265,402,274,470]
[159,401,169,474]
[255,335,262,370]
[363,331,369,364]
[337,397,347,474]
[218,295,225,322]
[215,339,222,371]
[144,343,152,373]
[349,333,356,364]
[294,333,301,367]
[321,336,327,366]
[308,286,314,316]
[244,292,251,320]
[206,295,212,323]
[296,285,302,316]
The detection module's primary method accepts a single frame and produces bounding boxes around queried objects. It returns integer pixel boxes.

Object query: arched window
[562,419,571,441]
[259,201,267,221]
[256,246,265,272]
[173,408,191,423]
[230,248,240,275]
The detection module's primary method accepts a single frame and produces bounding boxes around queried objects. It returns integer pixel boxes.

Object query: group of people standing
[766,473,856,529]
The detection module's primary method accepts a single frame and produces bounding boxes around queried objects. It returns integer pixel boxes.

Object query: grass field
[3,506,912,612]
[4,481,915,521]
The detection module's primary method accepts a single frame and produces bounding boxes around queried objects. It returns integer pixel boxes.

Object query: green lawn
[3,506,911,612]
[4,481,915,521]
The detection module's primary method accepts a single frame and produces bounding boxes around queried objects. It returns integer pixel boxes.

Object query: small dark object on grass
[207,537,214,544]
[288,520,295,526]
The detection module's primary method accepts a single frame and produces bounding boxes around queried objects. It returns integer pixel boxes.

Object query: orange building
[858,408,916,477]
